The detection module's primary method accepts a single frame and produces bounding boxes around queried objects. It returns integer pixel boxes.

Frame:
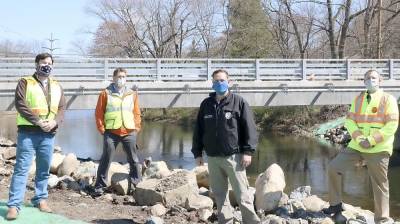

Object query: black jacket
[191,92,258,158]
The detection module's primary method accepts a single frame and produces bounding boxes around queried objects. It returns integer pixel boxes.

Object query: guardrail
[0,58,398,82]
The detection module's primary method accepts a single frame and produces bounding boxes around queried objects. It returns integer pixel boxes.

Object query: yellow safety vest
[345,89,399,154]
[104,88,136,130]
[17,76,62,126]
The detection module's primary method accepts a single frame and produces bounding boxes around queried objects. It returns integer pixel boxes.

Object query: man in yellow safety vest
[93,68,142,196]
[6,53,66,220]
[323,70,399,223]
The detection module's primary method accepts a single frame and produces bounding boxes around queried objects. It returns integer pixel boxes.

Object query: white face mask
[116,78,126,88]
[365,79,379,93]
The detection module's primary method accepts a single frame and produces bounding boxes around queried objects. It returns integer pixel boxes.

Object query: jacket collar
[209,91,232,104]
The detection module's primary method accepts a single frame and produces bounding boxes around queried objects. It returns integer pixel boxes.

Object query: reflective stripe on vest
[17,76,62,126]
[104,90,136,130]
[346,92,395,124]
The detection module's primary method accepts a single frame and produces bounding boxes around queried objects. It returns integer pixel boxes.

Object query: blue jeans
[7,130,55,210]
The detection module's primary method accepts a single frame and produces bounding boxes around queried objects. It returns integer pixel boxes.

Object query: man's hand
[195,157,204,166]
[241,154,252,168]
[359,139,371,149]
[40,120,57,132]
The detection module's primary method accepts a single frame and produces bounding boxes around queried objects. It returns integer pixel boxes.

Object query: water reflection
[1,110,400,218]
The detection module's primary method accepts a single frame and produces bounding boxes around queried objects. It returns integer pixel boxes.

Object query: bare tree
[87,0,195,58]
[263,0,320,59]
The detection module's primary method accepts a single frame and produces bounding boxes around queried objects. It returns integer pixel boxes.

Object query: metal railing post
[156,59,161,81]
[346,59,351,80]
[255,59,260,80]
[302,59,307,80]
[104,59,108,81]
[207,59,212,80]
[389,59,394,80]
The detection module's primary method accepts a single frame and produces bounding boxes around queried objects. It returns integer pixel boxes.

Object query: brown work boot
[36,200,52,213]
[6,207,18,220]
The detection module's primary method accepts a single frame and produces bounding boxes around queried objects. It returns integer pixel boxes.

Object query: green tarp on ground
[0,202,87,224]
[314,116,346,136]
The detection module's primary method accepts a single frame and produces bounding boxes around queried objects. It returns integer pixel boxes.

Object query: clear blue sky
[0,0,100,55]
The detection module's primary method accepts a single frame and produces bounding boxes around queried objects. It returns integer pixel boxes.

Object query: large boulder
[50,153,65,174]
[144,161,171,179]
[111,173,130,195]
[134,178,164,206]
[107,162,129,186]
[255,163,286,212]
[150,203,167,216]
[302,195,327,212]
[57,153,80,176]
[192,165,209,188]
[185,193,214,210]
[135,170,198,207]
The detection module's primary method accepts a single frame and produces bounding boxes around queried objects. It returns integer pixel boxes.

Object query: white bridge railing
[0,58,399,82]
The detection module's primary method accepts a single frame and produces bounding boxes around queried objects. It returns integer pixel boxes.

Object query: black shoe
[322,203,344,215]
[87,186,104,198]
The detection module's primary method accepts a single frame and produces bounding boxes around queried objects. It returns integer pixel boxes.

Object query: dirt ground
[0,175,208,224]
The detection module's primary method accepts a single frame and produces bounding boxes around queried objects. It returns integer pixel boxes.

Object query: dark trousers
[95,131,141,189]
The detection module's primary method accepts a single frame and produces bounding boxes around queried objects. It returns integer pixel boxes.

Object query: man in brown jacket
[7,53,66,220]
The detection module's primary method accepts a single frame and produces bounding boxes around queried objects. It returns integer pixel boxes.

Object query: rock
[77,173,94,189]
[185,193,214,210]
[150,203,167,216]
[319,218,335,224]
[57,153,80,177]
[101,193,114,202]
[53,146,62,153]
[289,186,311,201]
[134,178,164,206]
[135,170,198,207]
[1,147,16,160]
[47,174,59,188]
[263,214,284,224]
[290,200,305,211]
[111,173,130,195]
[0,167,12,176]
[59,175,81,191]
[144,161,171,179]
[302,195,327,212]
[158,170,198,207]
[255,163,286,212]
[107,162,129,186]
[198,208,213,222]
[0,138,15,147]
[192,165,209,188]
[75,161,98,178]
[278,193,289,207]
[342,203,374,224]
[145,216,164,224]
[198,187,209,196]
[50,153,65,174]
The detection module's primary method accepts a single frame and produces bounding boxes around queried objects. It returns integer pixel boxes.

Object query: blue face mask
[36,64,52,77]
[212,80,229,95]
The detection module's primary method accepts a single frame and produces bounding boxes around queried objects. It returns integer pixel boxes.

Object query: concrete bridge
[1,58,400,110]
